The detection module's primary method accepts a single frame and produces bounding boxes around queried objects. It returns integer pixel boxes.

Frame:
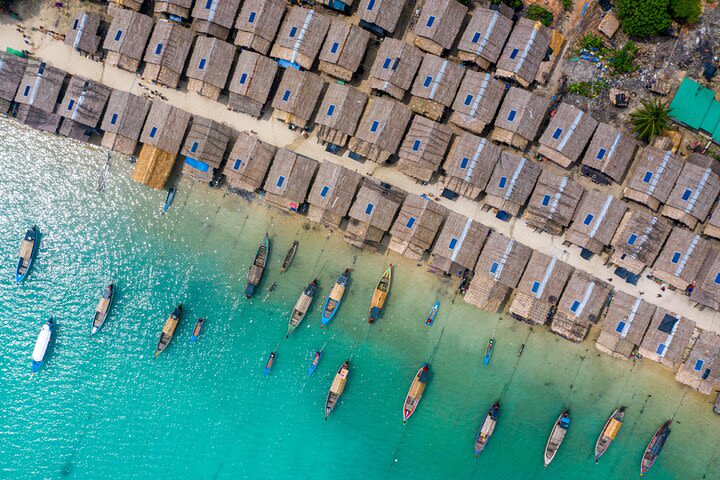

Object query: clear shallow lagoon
[1,118,720,479]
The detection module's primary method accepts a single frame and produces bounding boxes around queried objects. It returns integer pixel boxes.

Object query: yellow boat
[155,304,182,358]
[368,265,392,324]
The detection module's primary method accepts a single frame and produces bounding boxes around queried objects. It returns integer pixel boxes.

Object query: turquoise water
[2,118,720,479]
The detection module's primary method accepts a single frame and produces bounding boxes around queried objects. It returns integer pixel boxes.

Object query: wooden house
[483,151,542,218]
[191,0,241,41]
[234,0,285,55]
[315,83,368,149]
[306,162,363,228]
[397,115,453,183]
[537,103,598,168]
[491,87,550,149]
[185,36,235,101]
[623,146,682,211]
[509,251,573,326]
[14,61,66,133]
[142,20,195,89]
[464,231,532,312]
[705,203,720,239]
[318,19,370,82]
[653,227,711,291]
[413,0,468,56]
[660,153,720,229]
[271,68,325,129]
[0,51,27,114]
[565,190,626,256]
[690,246,720,311]
[580,123,636,185]
[133,101,192,189]
[103,9,154,73]
[227,50,279,118]
[457,7,513,69]
[430,211,490,276]
[263,148,319,211]
[524,170,584,235]
[596,292,655,358]
[270,6,331,70]
[222,132,277,192]
[449,70,505,135]
[345,180,405,250]
[65,11,102,56]
[368,38,423,100]
[154,0,194,19]
[442,133,501,200]
[389,194,447,260]
[358,0,405,37]
[609,209,672,276]
[108,0,142,12]
[676,329,720,395]
[409,53,464,121]
[638,309,695,369]
[100,90,151,156]
[495,18,551,88]
[56,76,112,141]
[347,96,412,163]
[180,116,233,183]
[550,271,610,342]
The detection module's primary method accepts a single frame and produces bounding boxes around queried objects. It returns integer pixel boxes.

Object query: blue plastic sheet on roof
[277,59,301,71]
[659,314,679,333]
[185,157,209,172]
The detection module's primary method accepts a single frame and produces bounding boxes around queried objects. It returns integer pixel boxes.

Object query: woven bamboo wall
[132,144,177,190]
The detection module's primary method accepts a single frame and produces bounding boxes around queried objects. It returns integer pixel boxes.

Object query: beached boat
[264,351,276,376]
[483,338,495,366]
[155,304,182,358]
[594,406,625,462]
[368,265,392,324]
[641,420,671,475]
[325,360,349,419]
[425,301,440,327]
[308,351,322,377]
[321,268,351,327]
[16,225,39,283]
[163,187,175,214]
[91,283,114,336]
[245,234,269,298]
[474,401,499,457]
[280,240,298,273]
[189,317,205,343]
[31,318,53,374]
[287,279,318,337]
[403,364,430,424]
[544,409,570,467]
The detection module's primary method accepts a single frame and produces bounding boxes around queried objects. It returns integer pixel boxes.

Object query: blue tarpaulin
[185,157,209,172]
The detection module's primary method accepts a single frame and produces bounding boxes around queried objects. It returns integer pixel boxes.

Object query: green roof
[700,101,720,136]
[669,77,720,142]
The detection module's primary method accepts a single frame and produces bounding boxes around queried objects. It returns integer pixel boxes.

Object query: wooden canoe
[641,420,671,475]
[155,304,182,358]
[474,401,499,456]
[91,283,114,336]
[594,406,625,462]
[16,225,38,283]
[245,234,269,298]
[189,317,205,343]
[403,364,430,423]
[325,360,349,419]
[280,240,298,272]
[321,268,350,326]
[287,279,317,337]
[544,409,570,467]
[368,265,392,324]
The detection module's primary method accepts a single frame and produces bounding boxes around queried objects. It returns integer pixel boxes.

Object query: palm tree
[629,99,672,142]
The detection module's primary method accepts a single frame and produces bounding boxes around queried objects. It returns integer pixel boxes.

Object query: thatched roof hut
[491,87,550,149]
[580,123,637,185]
[509,251,573,325]
[409,53,464,121]
[345,179,406,250]
[442,133,501,199]
[449,70,506,135]
[457,7,513,69]
[270,6,330,70]
[623,146,682,211]
[660,153,720,229]
[389,194,447,260]
[705,203,720,240]
[638,308,695,369]
[538,103,598,168]
[0,51,27,113]
[315,83,368,148]
[413,0,468,56]
[318,19,370,82]
[14,61,66,133]
[524,170,584,235]
[65,11,102,56]
[318,0,355,14]
[100,90,151,156]
[358,0,405,36]
[565,190,626,255]
[56,76,112,141]
[609,209,672,276]
[550,271,610,342]
[155,0,194,19]
[222,132,277,192]
[495,18,551,88]
[464,231,532,312]
[142,20,195,89]
[653,227,711,290]
[103,9,154,72]
[180,116,233,183]
[227,50,279,118]
[190,0,241,40]
[676,329,720,395]
[306,162,363,228]
[596,292,655,359]
[263,148,319,211]
[184,36,234,101]
[690,246,720,311]
[483,151,542,217]
[369,38,423,100]
[397,115,453,183]
[347,96,413,163]
[108,0,142,13]
[234,0,285,55]
[430,211,490,276]
[271,68,325,129]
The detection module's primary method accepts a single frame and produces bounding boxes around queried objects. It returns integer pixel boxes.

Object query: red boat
[641,420,671,475]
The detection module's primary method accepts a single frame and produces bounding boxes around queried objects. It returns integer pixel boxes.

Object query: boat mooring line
[563,353,587,407]
[670,387,689,421]
[385,428,409,479]
[96,152,111,192]
[499,328,534,402]
[428,298,455,364]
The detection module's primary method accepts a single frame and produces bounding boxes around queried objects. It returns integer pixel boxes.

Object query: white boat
[32,318,54,373]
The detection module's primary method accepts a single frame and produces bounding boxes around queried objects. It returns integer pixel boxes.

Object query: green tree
[617,0,672,37]
[629,99,672,142]
[670,0,702,24]
[527,5,554,26]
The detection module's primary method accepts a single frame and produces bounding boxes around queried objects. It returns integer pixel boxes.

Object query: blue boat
[264,351,276,376]
[31,318,53,374]
[321,268,350,327]
[163,187,175,214]
[307,351,322,377]
[484,339,494,366]
[246,234,269,298]
[474,402,499,456]
[189,317,205,343]
[16,226,39,283]
[425,301,440,327]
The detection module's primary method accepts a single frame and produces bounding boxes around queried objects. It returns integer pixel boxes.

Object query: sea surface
[1,118,719,480]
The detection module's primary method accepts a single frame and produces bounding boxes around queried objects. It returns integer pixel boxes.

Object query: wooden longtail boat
[280,240,298,273]
[245,234,269,298]
[641,420,671,475]
[594,406,625,462]
[425,301,440,327]
[264,351,276,376]
[483,338,494,366]
[325,360,349,419]
[91,284,114,336]
[307,351,322,377]
[31,318,53,374]
[287,279,318,337]
[544,409,570,467]
[189,317,205,343]
[155,304,182,358]
[368,265,392,324]
[163,187,176,214]
[403,364,430,424]
[321,268,350,327]
[474,401,499,457]
[16,226,39,283]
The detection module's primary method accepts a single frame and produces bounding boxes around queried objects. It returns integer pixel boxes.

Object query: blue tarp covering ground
[669,77,720,143]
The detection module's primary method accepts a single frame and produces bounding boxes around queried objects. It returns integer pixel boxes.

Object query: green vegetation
[609,41,638,74]
[526,5,554,26]
[563,0,574,10]
[629,99,672,141]
[617,0,672,37]
[578,33,607,52]
[567,79,610,98]
[490,0,523,9]
[670,0,702,24]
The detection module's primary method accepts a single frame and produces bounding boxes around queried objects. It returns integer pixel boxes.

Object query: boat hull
[425,302,440,326]
[544,410,570,466]
[325,362,349,419]
[246,235,269,299]
[594,407,624,461]
[16,226,38,284]
[189,318,205,343]
[31,320,53,373]
[322,270,349,326]
[91,284,114,336]
[641,420,671,474]
[403,364,429,423]
[474,403,499,456]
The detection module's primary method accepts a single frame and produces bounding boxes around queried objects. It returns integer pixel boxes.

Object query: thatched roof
[101,90,151,140]
[65,11,102,55]
[154,0,193,17]
[143,20,194,73]
[431,211,490,274]
[413,0,468,52]
[263,148,319,206]
[358,0,404,34]
[653,227,711,290]
[318,19,370,79]
[270,6,330,69]
[139,100,192,154]
[449,69,506,134]
[57,76,111,127]
[180,116,233,170]
[496,18,551,86]
[227,50,278,107]
[103,9,154,62]
[307,162,363,219]
[639,308,695,368]
[185,35,235,89]
[538,102,598,167]
[493,87,549,141]
[690,246,720,311]
[191,0,241,30]
[369,38,423,99]
[234,0,285,55]
[397,115,453,183]
[474,231,532,289]
[315,83,368,139]
[352,96,413,157]
[222,132,277,192]
[516,251,573,303]
[676,329,720,394]
[565,190,626,254]
[15,61,66,113]
[661,153,720,225]
[610,209,672,274]
[484,150,542,216]
[389,194,447,255]
[271,68,325,124]
[551,271,610,342]
[0,51,27,103]
[410,53,465,107]
[347,179,404,230]
[524,170,584,234]
[581,122,637,184]
[597,291,655,358]
[624,146,682,210]
[443,132,501,199]
[457,7,514,66]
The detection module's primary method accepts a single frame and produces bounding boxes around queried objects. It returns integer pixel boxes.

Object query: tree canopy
[617,0,672,38]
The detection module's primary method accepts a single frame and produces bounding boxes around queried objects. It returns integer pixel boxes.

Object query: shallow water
[1,118,719,479]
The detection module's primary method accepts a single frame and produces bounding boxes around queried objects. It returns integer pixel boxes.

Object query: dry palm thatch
[495,18,551,88]
[396,115,453,183]
[457,7,513,69]
[263,148,319,210]
[222,132,277,193]
[191,0,242,40]
[389,194,447,260]
[623,146,682,211]
[596,291,655,359]
[358,0,405,36]
[0,51,27,112]
[442,133,501,200]
[550,271,611,343]
[653,227,711,290]
[449,70,506,135]
[368,38,423,100]
[491,87,550,149]
[101,90,151,156]
[185,36,235,100]
[638,308,695,369]
[234,0,286,55]
[345,179,406,250]
[524,170,584,235]
[142,20,195,89]
[155,0,194,19]
[271,68,325,129]
[270,6,331,70]
[409,53,465,121]
[180,116,233,182]
[537,102,598,168]
[580,122,637,185]
[660,153,720,229]
[306,162,363,228]
[104,9,154,72]
[318,19,370,81]
[348,96,413,163]
[675,329,720,395]
[315,83,368,147]
[65,11,102,55]
[483,151,542,217]
[690,246,720,311]
[227,50,279,118]
[413,0,468,55]
[609,209,672,275]
[430,211,490,276]
[565,190,626,255]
